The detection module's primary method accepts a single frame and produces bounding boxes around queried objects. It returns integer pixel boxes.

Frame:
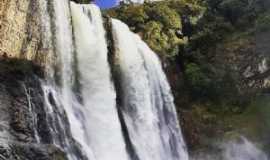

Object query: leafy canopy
[106,0,205,58]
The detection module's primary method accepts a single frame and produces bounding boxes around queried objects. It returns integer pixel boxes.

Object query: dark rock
[0,58,70,160]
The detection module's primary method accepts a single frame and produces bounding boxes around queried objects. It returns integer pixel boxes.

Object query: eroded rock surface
[0,59,67,160]
[0,0,54,68]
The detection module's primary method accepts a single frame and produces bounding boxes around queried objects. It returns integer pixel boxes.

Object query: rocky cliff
[0,0,82,159]
[0,0,54,68]
[0,59,68,159]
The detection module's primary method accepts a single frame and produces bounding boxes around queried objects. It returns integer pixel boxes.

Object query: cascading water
[51,0,93,159]
[22,84,40,143]
[38,0,189,159]
[111,19,189,160]
[38,0,188,160]
[70,2,129,160]
[223,137,268,160]
[191,137,268,160]
[4,0,267,159]
[38,0,89,159]
[1,0,270,159]
[35,1,270,160]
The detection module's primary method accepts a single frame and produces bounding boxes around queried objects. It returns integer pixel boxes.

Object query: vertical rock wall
[0,59,67,160]
[0,0,53,67]
[0,1,71,159]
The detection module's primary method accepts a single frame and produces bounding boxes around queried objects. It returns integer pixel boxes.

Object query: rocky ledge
[0,58,67,160]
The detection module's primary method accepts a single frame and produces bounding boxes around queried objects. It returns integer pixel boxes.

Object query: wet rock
[0,59,69,160]
[0,142,67,160]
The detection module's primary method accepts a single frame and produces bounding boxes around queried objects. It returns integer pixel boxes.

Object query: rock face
[0,59,67,160]
[0,1,79,158]
[0,0,53,68]
[213,30,270,93]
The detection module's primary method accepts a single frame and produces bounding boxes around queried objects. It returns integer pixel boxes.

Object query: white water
[51,2,190,159]
[136,33,189,160]
[70,2,129,160]
[223,137,268,160]
[24,0,270,160]
[35,1,270,160]
[46,0,93,159]
[36,1,270,160]
[111,19,189,160]
[192,137,268,160]
[23,84,41,143]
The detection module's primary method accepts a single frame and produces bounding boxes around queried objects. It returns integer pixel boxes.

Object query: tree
[106,0,204,58]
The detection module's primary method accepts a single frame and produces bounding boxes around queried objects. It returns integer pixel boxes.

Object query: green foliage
[185,63,210,95]
[188,15,234,55]
[107,0,270,151]
[167,0,205,17]
[184,62,241,104]
[205,0,261,27]
[219,0,248,23]
[180,0,267,106]
[111,5,149,31]
[107,0,268,109]
[143,21,168,54]
[147,4,182,29]
[106,0,204,58]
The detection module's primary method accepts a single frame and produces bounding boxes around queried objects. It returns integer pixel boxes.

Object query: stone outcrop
[0,59,67,160]
[0,1,83,159]
[213,30,270,92]
[0,0,53,68]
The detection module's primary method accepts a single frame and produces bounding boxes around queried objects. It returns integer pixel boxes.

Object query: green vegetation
[107,0,269,104]
[106,0,205,57]
[107,0,270,151]
[182,96,270,151]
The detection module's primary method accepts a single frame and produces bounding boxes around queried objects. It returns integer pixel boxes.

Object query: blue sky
[94,0,120,9]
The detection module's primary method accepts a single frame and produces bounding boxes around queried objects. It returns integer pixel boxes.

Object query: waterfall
[223,137,268,160]
[51,0,92,158]
[23,84,41,143]
[192,137,268,160]
[38,0,189,160]
[70,2,129,160]
[2,0,270,159]
[38,0,91,159]
[111,19,189,160]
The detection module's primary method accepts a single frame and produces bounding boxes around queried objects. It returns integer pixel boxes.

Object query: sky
[94,0,120,9]
[94,0,146,9]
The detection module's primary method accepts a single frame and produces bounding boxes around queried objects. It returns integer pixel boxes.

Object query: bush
[106,0,204,58]
[185,63,211,98]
